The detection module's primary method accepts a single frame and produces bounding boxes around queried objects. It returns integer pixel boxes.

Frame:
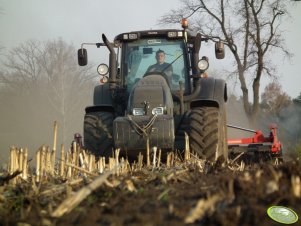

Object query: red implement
[227,124,282,157]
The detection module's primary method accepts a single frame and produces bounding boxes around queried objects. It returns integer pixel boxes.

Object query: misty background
[0,1,300,162]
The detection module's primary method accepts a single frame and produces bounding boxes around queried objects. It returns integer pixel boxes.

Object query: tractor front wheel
[84,111,114,157]
[186,106,228,162]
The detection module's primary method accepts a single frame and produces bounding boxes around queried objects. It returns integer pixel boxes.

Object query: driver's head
[156,50,166,65]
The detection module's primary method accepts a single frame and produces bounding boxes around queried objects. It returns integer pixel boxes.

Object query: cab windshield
[122,38,189,92]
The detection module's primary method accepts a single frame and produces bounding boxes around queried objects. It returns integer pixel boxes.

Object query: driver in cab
[146,49,173,84]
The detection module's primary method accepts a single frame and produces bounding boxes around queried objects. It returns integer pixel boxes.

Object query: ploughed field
[0,147,300,226]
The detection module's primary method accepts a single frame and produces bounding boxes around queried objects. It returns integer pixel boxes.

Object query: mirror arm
[81,42,106,49]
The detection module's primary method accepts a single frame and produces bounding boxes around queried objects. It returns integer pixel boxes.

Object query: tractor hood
[127,74,173,116]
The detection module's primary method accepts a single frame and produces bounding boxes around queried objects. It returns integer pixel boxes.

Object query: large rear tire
[186,106,228,161]
[84,111,114,157]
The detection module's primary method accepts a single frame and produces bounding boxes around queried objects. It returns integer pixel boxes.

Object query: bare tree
[2,40,43,91]
[261,81,291,116]
[38,39,95,142]
[159,0,291,122]
[0,39,95,147]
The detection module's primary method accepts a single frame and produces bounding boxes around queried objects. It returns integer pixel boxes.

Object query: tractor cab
[116,31,190,93]
[79,20,225,95]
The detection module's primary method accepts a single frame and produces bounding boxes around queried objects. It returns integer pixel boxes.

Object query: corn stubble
[1,121,300,225]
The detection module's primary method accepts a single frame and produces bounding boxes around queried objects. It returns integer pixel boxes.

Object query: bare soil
[1,160,300,226]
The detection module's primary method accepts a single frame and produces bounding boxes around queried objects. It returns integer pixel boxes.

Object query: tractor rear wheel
[186,106,228,161]
[84,111,114,157]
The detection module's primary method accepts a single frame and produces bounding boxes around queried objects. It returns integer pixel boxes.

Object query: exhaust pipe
[192,33,202,75]
[102,34,117,89]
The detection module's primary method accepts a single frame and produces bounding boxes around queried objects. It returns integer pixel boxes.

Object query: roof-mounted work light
[167,31,183,38]
[122,33,138,41]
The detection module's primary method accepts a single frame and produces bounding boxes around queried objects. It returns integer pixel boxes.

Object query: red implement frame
[227,123,282,155]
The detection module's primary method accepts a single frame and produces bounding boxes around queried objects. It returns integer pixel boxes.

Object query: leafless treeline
[0,39,96,158]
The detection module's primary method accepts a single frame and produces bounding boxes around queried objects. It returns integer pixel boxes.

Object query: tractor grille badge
[143,101,150,115]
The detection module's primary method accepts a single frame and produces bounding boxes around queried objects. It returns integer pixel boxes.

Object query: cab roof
[114,29,196,42]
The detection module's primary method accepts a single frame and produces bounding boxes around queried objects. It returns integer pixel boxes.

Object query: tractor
[78,19,228,162]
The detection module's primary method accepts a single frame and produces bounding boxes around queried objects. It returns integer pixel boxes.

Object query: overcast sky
[0,0,300,98]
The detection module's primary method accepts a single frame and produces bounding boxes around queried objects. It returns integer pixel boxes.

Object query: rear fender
[87,83,115,114]
[190,99,219,109]
[85,105,114,114]
[93,84,113,106]
[190,77,227,109]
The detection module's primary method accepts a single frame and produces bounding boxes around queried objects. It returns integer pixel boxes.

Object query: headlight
[132,108,145,116]
[197,57,209,71]
[152,107,164,115]
[97,64,109,75]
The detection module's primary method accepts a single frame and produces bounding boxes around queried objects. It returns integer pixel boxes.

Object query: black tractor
[78,20,228,162]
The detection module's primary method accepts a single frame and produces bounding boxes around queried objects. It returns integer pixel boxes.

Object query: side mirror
[78,48,88,66]
[215,42,225,59]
